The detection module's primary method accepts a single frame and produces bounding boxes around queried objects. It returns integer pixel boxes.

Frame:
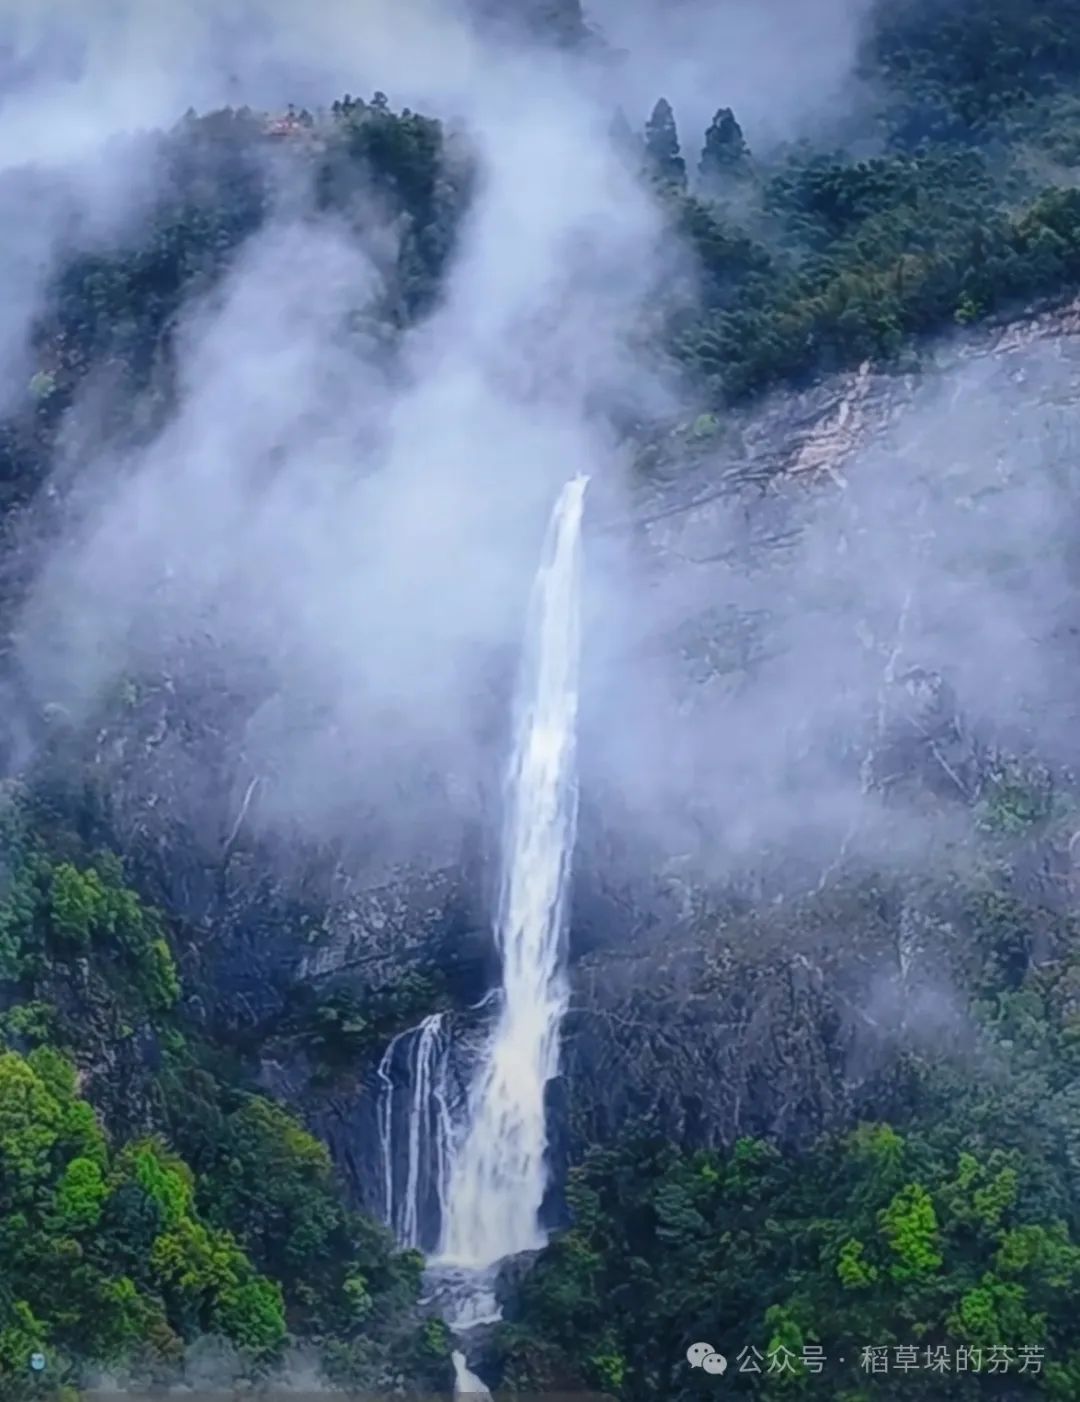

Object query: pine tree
[644,98,686,190]
[699,107,751,192]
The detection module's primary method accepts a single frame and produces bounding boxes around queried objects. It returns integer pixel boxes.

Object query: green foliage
[53,1157,108,1232]
[668,134,1075,401]
[128,1140,194,1227]
[644,99,686,190]
[0,1034,429,1394]
[622,1,1080,407]
[13,16,1080,462]
[872,0,1080,139]
[975,760,1055,836]
[149,1214,285,1351]
[48,864,107,948]
[214,1278,286,1354]
[0,95,469,508]
[0,1302,46,1376]
[0,1051,212,1384]
[0,1003,57,1047]
[0,816,179,1017]
[698,108,751,192]
[148,1050,430,1363]
[10,6,1080,1395]
[879,1183,943,1281]
[497,1120,1078,1398]
[321,96,466,318]
[837,1239,878,1289]
[197,1096,356,1318]
[281,967,446,1076]
[144,938,181,1010]
[495,852,1080,1397]
[0,799,429,1393]
[588,1331,629,1393]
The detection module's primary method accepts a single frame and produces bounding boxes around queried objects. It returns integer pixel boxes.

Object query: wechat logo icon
[686,1342,727,1375]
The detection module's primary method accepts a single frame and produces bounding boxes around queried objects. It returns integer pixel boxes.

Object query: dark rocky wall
[15,295,1080,1222]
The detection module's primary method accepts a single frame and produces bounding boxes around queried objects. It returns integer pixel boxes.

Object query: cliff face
[555,297,1080,1159]
[18,296,1080,1213]
[28,653,492,1035]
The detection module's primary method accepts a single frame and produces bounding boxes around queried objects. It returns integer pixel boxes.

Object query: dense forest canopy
[5,0,1080,1399]
[8,0,1080,516]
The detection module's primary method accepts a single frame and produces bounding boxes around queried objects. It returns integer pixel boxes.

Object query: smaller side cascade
[375,1012,453,1252]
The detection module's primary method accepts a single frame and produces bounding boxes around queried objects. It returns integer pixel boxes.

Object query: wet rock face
[299,1002,487,1224]
[556,861,982,1165]
[551,302,1080,1160]
[28,654,492,1037]
[561,946,912,1156]
[189,853,480,1033]
[21,297,1080,1206]
[868,666,983,803]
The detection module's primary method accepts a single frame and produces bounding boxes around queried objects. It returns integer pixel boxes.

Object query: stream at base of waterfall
[375,478,588,1393]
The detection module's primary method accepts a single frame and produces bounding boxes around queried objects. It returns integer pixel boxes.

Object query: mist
[4,0,1079,909]
[10,0,669,870]
[580,328,1080,888]
[583,0,878,156]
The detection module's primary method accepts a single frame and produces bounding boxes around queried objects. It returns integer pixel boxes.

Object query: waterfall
[374,476,588,1387]
[451,1350,492,1396]
[376,1013,453,1252]
[437,473,588,1268]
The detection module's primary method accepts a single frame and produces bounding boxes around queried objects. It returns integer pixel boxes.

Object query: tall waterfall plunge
[439,473,587,1268]
[375,477,588,1383]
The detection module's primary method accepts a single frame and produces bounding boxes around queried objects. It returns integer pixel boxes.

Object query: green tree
[879,1184,943,1281]
[699,107,751,191]
[53,1157,108,1232]
[644,99,686,190]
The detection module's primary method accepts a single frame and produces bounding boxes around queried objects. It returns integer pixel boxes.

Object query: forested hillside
[5,1,1080,1399]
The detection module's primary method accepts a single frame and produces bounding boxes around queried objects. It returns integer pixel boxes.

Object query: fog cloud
[584,0,877,157]
[9,0,1079,903]
[581,329,1080,887]
[13,0,669,861]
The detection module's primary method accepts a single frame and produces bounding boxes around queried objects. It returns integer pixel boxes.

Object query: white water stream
[438,473,587,1267]
[375,477,588,1393]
